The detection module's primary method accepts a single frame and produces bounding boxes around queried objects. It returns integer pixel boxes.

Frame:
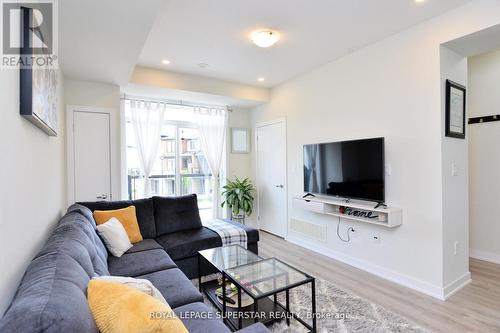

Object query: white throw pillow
[92,276,168,304]
[96,217,133,257]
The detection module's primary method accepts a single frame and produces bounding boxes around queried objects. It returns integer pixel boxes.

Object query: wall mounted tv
[303,137,385,203]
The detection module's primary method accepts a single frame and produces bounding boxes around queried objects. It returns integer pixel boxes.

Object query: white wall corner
[442,271,471,300]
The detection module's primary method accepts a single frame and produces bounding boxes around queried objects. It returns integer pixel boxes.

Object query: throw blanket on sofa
[203,219,247,249]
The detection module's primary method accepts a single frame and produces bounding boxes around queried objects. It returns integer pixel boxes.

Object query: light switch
[385,164,392,176]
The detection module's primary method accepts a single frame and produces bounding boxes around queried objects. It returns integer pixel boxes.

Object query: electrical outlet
[373,233,381,244]
[451,163,458,177]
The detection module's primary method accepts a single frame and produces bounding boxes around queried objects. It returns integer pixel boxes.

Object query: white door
[256,120,287,237]
[69,109,112,203]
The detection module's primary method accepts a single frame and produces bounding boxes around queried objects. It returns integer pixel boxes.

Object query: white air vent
[289,218,327,243]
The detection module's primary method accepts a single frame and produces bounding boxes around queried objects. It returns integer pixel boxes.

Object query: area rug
[193,276,430,333]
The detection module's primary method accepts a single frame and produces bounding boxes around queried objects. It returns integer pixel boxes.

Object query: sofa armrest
[223,219,260,242]
[234,322,271,333]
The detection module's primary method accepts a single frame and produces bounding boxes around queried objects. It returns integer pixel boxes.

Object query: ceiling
[444,23,500,57]
[139,0,471,88]
[59,0,164,85]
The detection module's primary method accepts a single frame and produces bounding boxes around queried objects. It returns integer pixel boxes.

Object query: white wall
[225,108,254,223]
[468,49,500,264]
[0,69,66,316]
[440,47,470,291]
[64,79,122,201]
[130,66,270,104]
[227,108,252,180]
[250,0,500,298]
[65,79,121,109]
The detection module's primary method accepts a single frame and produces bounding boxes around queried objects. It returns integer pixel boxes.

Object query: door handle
[96,194,108,200]
[274,185,284,188]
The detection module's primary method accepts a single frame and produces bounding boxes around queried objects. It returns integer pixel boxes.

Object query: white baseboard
[286,234,469,300]
[443,272,471,300]
[470,248,500,265]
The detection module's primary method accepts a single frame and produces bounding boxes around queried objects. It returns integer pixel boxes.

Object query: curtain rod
[121,94,232,112]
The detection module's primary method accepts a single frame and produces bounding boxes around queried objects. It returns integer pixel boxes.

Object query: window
[187,139,200,152]
[125,102,221,221]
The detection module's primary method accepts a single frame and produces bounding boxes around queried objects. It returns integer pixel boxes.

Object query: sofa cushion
[137,268,203,308]
[64,205,109,266]
[174,302,231,333]
[0,215,103,333]
[107,249,177,277]
[87,280,188,333]
[153,194,203,235]
[155,227,222,260]
[78,198,156,239]
[125,239,163,254]
[92,276,168,304]
[42,212,109,276]
[93,206,143,243]
[96,217,133,257]
[67,203,96,227]
[0,253,99,333]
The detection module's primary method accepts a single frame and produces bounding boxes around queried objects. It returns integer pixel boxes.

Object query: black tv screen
[303,138,385,202]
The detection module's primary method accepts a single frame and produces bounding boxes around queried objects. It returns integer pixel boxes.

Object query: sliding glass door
[125,103,219,220]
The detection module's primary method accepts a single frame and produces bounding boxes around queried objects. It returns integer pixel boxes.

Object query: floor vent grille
[289,218,327,243]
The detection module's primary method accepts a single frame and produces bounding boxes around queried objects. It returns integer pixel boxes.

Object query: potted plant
[221,177,255,223]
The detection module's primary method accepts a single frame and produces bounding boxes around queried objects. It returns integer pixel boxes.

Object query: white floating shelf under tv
[293,195,402,228]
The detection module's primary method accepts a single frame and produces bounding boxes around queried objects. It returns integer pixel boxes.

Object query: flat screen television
[303,137,385,202]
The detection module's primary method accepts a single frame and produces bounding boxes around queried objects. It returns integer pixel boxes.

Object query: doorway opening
[443,24,500,269]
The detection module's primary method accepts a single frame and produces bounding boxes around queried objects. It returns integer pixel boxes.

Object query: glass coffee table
[198,245,316,332]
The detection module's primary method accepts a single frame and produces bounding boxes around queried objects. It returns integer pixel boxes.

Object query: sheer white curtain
[130,100,166,197]
[193,106,228,218]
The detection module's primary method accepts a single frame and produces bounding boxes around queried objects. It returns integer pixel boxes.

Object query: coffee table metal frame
[198,245,316,332]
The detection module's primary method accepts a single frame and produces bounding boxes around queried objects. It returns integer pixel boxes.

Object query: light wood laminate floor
[259,231,500,333]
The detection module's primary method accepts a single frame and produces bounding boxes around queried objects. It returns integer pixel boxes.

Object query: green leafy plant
[221,178,255,217]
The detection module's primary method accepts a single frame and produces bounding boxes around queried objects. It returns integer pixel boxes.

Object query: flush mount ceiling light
[161,59,171,65]
[250,29,280,48]
[415,0,426,3]
[258,77,265,82]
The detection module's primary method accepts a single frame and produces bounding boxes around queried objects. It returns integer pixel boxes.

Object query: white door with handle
[67,107,112,203]
[256,120,287,238]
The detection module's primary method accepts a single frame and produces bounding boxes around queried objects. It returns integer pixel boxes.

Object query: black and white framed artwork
[445,79,466,139]
[19,6,58,136]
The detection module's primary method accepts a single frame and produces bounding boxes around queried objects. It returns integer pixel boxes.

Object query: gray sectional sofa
[0,195,269,333]
[78,195,260,279]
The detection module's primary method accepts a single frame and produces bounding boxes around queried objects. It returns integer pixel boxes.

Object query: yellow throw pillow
[87,280,188,333]
[93,206,143,243]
